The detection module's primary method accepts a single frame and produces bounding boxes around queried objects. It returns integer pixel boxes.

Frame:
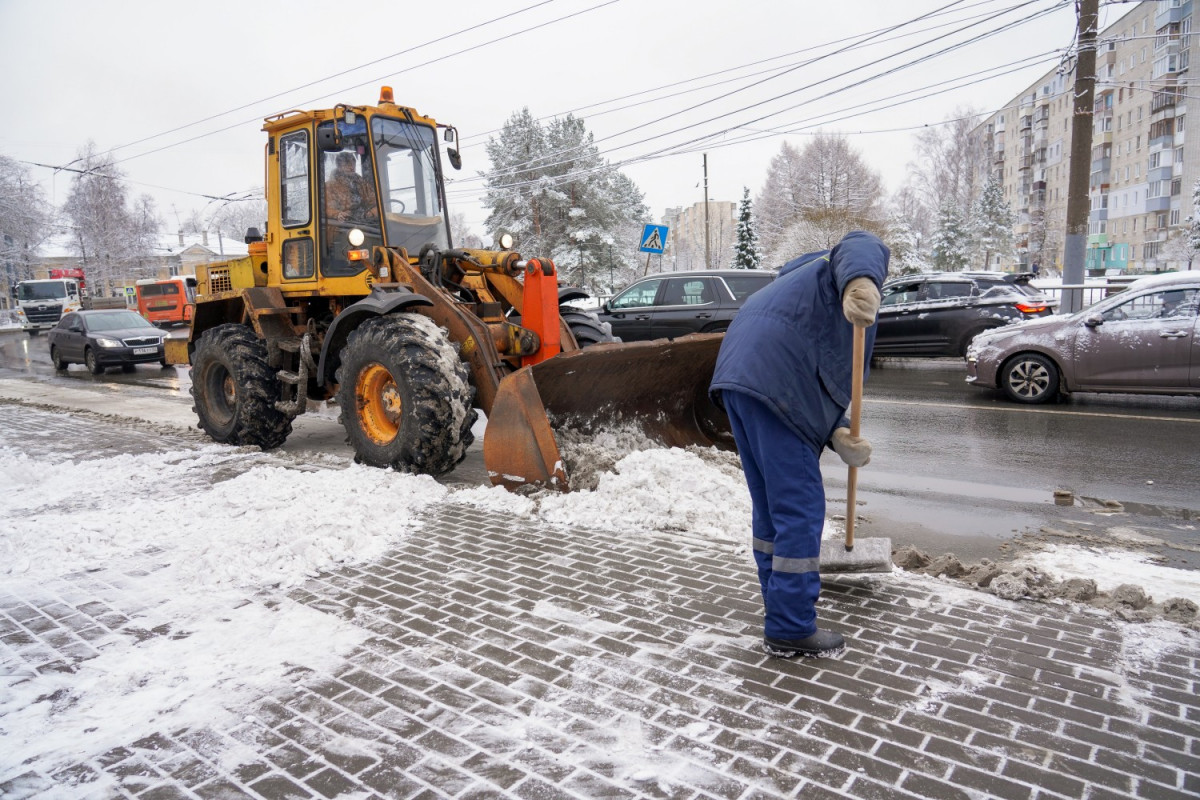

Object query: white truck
[13,275,125,334]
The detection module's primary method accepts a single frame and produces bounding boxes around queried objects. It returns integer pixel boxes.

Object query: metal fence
[1030,278,1139,309]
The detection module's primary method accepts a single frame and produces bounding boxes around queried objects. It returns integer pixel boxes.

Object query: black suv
[596,269,775,341]
[875,272,1056,357]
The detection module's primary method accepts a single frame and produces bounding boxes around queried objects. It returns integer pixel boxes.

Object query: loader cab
[265,98,451,293]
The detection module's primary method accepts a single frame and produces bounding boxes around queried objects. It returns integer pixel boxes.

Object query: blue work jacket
[709,230,890,455]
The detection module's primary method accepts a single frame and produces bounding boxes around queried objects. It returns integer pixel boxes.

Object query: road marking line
[864,398,1200,424]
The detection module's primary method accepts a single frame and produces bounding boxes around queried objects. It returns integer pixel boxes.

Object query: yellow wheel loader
[171,87,732,490]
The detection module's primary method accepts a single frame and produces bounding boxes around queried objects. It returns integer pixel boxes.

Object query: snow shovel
[819,325,893,574]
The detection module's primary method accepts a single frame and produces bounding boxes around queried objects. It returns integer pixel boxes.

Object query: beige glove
[831,427,871,468]
[842,277,881,328]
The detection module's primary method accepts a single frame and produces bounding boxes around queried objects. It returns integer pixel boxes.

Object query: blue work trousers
[723,391,824,640]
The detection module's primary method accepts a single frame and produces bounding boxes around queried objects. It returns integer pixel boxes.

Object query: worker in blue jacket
[710,230,889,658]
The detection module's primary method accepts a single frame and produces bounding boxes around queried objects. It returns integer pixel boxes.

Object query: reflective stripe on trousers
[724,390,825,640]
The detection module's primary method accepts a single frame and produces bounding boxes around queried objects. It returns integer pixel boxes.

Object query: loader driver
[325,151,379,226]
[710,230,889,660]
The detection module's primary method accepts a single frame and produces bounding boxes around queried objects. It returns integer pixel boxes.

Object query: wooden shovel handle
[845,326,866,549]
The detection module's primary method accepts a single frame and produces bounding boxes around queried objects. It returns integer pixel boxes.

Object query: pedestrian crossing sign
[639,224,669,254]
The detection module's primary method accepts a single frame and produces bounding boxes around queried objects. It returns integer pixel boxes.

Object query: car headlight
[96,337,122,348]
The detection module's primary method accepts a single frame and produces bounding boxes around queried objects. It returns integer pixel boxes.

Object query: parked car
[966,271,1200,403]
[875,272,1056,357]
[596,269,775,341]
[48,309,169,375]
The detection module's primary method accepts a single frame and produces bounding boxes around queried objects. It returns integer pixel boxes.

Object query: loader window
[280,131,311,227]
[317,123,384,277]
[372,117,448,254]
[282,238,315,280]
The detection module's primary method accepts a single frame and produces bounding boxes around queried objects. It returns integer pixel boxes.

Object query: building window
[1171,208,1182,224]
[1172,178,1182,195]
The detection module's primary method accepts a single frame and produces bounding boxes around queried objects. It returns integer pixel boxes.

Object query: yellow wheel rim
[220,373,237,408]
[356,362,402,445]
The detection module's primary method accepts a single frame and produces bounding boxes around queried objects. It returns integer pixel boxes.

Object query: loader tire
[562,308,620,346]
[191,323,293,450]
[336,314,477,476]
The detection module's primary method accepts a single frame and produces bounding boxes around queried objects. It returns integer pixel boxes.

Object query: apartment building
[974,1,1192,274]
[660,200,738,272]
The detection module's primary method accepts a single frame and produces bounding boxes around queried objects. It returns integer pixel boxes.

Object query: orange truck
[136,276,197,327]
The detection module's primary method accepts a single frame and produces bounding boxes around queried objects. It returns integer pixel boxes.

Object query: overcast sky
[1,0,1137,245]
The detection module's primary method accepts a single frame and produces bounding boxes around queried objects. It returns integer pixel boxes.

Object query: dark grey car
[596,269,775,342]
[876,271,1056,357]
[48,309,169,375]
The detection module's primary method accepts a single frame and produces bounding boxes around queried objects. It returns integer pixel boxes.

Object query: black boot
[763,629,846,658]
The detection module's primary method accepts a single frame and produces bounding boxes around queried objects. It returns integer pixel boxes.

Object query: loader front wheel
[561,308,620,346]
[336,314,477,476]
[191,323,293,449]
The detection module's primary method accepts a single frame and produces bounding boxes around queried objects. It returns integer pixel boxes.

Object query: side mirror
[316,127,342,151]
[1084,314,1103,328]
[447,148,462,171]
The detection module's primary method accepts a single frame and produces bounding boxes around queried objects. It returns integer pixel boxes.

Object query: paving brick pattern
[1,403,1198,798]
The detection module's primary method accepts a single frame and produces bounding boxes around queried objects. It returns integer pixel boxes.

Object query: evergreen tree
[483,109,648,292]
[972,177,1014,270]
[1189,178,1200,255]
[730,187,760,269]
[928,200,971,272]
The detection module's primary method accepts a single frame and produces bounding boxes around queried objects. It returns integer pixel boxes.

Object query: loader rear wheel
[336,314,477,476]
[191,323,293,449]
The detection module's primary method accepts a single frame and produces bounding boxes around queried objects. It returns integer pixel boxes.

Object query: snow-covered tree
[756,133,885,266]
[62,141,160,294]
[482,109,648,293]
[730,187,760,269]
[928,200,972,272]
[884,212,930,275]
[907,108,987,220]
[1188,178,1200,258]
[0,155,54,294]
[972,177,1014,270]
[449,210,484,249]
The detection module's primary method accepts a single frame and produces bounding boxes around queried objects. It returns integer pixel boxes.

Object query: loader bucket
[482,333,733,492]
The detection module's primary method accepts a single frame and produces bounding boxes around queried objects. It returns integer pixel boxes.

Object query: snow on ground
[1012,543,1200,606]
[1,401,1196,785]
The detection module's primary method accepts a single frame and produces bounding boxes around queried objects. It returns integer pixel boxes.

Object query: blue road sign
[639,224,669,254]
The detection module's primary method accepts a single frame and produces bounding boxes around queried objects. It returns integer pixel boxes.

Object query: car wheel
[1000,353,1059,404]
[85,348,105,375]
[50,346,68,371]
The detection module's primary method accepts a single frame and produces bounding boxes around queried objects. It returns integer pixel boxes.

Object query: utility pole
[1063,0,1098,314]
[703,154,711,270]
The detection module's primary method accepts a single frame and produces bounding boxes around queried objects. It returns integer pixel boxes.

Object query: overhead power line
[450,0,1070,199]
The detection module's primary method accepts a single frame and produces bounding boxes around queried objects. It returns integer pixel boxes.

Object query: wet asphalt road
[2,327,1197,569]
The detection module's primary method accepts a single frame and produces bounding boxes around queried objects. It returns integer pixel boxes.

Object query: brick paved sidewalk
[3,501,1198,800]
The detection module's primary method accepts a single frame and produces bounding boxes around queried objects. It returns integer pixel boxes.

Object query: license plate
[133,347,157,355]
